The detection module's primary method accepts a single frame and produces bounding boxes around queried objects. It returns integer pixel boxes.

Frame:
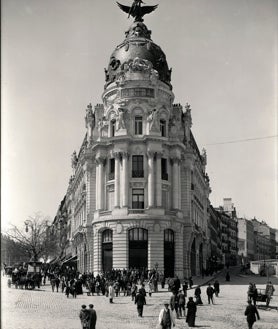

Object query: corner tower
[65,1,211,278]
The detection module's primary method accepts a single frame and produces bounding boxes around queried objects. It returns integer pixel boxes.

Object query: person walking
[244,300,260,329]
[194,286,203,305]
[169,291,179,318]
[177,289,186,317]
[108,282,115,303]
[135,290,146,317]
[206,283,215,304]
[213,280,220,297]
[79,305,90,329]
[186,297,197,327]
[158,302,176,329]
[88,304,97,329]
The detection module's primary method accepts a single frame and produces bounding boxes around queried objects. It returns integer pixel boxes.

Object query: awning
[62,255,77,264]
[48,257,57,264]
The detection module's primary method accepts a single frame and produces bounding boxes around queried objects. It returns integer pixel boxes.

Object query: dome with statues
[104,21,172,89]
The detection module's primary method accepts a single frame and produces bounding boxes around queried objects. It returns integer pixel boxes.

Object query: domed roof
[105,22,172,88]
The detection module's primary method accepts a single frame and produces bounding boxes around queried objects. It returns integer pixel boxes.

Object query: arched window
[102,229,113,271]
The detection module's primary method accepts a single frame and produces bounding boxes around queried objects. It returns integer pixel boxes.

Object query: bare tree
[6,212,58,262]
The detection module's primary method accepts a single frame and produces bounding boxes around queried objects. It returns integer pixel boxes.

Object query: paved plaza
[1,269,278,329]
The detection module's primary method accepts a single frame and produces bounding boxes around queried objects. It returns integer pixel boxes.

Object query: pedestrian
[206,283,215,304]
[79,305,90,329]
[213,280,220,297]
[55,276,60,292]
[189,277,193,289]
[139,283,146,297]
[225,271,230,282]
[61,278,66,293]
[244,300,260,329]
[148,280,154,297]
[50,277,56,292]
[169,291,179,318]
[158,302,176,329]
[194,286,203,305]
[265,281,275,305]
[88,304,97,329]
[108,282,115,303]
[135,290,146,317]
[131,282,137,301]
[186,296,197,327]
[252,284,258,306]
[177,289,186,317]
[182,280,188,296]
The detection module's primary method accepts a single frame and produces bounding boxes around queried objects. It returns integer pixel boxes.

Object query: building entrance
[102,229,113,272]
[164,229,175,277]
[190,238,196,276]
[129,228,148,270]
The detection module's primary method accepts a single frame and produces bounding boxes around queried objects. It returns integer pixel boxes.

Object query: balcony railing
[129,209,145,214]
[132,170,144,178]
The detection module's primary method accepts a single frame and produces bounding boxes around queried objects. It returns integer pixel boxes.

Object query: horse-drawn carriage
[256,288,271,306]
[8,261,42,290]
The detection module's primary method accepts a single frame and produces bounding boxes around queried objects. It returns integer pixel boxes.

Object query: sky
[2,0,278,231]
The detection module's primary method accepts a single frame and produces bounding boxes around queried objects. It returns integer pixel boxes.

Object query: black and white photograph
[1,0,278,328]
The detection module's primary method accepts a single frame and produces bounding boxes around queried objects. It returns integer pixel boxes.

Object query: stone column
[96,157,105,210]
[122,152,129,207]
[156,153,162,207]
[172,157,181,209]
[147,151,155,208]
[114,152,121,208]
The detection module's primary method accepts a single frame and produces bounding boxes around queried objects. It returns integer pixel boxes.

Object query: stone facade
[54,16,211,278]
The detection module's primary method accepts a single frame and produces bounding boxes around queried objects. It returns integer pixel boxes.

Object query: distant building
[251,218,275,260]
[208,205,222,269]
[215,198,238,266]
[237,218,255,264]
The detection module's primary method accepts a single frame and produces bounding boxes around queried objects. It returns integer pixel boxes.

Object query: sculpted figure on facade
[129,57,152,72]
[71,151,78,169]
[85,103,95,130]
[147,108,160,132]
[183,103,192,145]
[97,116,108,138]
[116,108,126,130]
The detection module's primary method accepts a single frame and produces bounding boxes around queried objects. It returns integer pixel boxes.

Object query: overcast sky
[2,0,278,231]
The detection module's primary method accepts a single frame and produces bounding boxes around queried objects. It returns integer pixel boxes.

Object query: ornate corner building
[56,3,211,278]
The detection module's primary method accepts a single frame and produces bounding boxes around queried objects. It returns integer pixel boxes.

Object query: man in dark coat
[244,300,260,329]
[206,283,215,304]
[79,305,90,329]
[186,297,197,327]
[88,304,97,329]
[135,290,146,317]
[213,280,220,297]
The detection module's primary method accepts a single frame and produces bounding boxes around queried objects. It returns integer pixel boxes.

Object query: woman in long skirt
[186,297,197,327]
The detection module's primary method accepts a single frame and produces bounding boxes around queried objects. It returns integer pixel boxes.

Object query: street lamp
[24,220,33,233]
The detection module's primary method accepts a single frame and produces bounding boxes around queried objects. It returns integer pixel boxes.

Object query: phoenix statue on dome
[117,0,158,22]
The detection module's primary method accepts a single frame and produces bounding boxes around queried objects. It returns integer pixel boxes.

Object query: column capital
[170,157,181,165]
[121,152,130,159]
[95,156,106,165]
[147,151,155,159]
[155,152,163,160]
[113,151,122,159]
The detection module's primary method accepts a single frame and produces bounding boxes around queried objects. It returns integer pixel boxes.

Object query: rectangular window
[132,189,144,209]
[111,120,116,137]
[160,119,166,137]
[161,158,168,180]
[109,158,115,180]
[135,116,143,135]
[132,155,144,177]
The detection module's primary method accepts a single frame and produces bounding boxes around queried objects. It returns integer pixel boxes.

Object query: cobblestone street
[1,270,278,329]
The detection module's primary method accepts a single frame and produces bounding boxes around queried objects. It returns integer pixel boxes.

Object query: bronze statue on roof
[117,0,158,22]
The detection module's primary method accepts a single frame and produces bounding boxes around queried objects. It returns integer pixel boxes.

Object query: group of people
[79,304,97,329]
[193,280,220,305]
